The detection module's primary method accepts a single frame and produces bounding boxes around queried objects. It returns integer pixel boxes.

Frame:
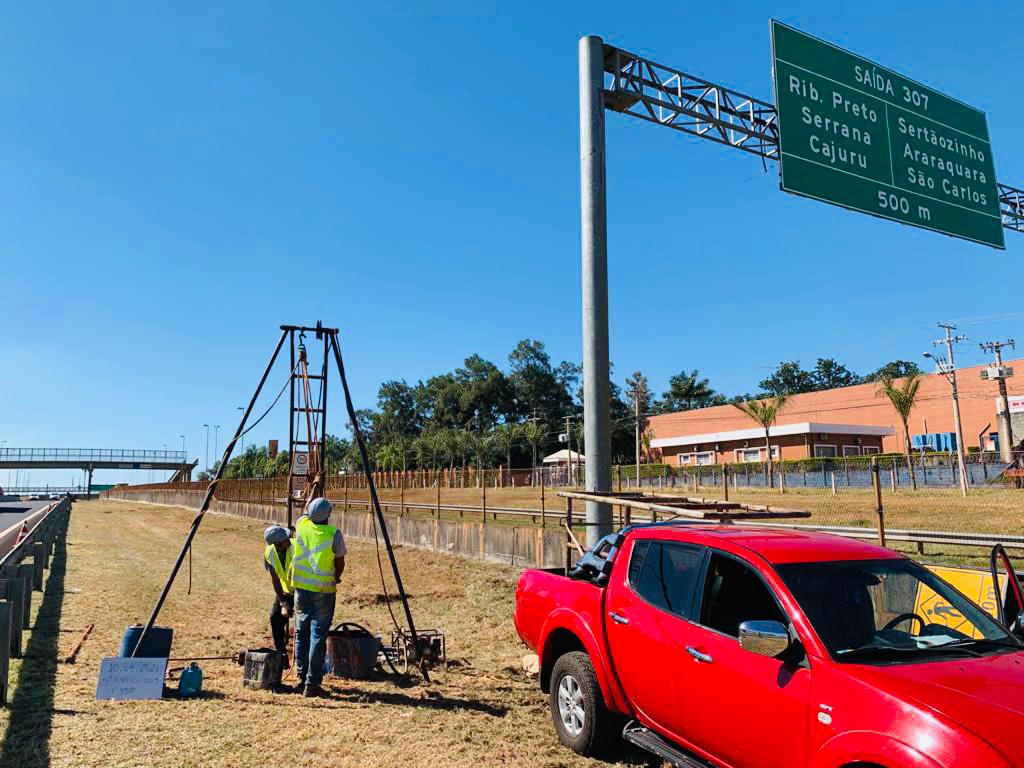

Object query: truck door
[677,552,810,768]
[605,538,706,738]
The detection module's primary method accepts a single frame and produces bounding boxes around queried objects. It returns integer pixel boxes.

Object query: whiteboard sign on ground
[96,657,167,700]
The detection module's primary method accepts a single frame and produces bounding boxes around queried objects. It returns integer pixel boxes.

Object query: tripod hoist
[131,322,440,681]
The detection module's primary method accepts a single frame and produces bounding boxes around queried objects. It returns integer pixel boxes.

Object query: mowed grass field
[348,483,1024,534]
[0,500,649,768]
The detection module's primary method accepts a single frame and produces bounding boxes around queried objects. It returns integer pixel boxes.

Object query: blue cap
[264,525,290,544]
[305,497,332,524]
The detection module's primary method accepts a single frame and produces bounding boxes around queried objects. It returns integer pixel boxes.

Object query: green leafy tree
[760,361,814,396]
[659,369,721,412]
[508,339,575,426]
[812,358,862,390]
[866,360,922,382]
[624,371,652,415]
[876,372,922,490]
[731,394,790,486]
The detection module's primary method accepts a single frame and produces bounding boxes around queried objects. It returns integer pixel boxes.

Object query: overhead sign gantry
[578,23,1023,544]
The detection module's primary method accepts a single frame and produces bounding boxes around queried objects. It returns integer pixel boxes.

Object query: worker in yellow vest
[263,526,294,659]
[289,497,346,697]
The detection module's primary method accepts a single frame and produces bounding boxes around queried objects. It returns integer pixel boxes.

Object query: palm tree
[876,373,922,490]
[492,423,521,482]
[731,394,790,486]
[375,443,403,472]
[522,421,546,481]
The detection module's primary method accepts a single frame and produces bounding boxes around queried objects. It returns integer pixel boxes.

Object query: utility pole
[579,35,612,544]
[927,323,970,495]
[980,339,1016,462]
[203,424,210,472]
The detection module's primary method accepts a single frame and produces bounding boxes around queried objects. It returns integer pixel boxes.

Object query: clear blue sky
[2,1,1022,486]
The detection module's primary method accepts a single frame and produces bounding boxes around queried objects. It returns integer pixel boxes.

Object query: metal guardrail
[0,497,71,706]
[0,448,186,463]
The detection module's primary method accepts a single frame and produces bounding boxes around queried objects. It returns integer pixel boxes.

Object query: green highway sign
[771,21,1004,249]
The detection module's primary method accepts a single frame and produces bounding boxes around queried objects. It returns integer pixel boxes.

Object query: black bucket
[325,623,380,680]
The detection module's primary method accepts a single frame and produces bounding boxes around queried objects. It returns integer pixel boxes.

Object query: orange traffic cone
[14,521,29,545]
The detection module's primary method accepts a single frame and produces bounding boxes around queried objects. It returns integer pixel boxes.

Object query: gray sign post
[579,36,613,544]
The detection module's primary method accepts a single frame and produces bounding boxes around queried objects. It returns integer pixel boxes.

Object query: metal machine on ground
[130,322,438,682]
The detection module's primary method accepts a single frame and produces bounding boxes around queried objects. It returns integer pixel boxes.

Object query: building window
[862,446,880,455]
[842,445,860,457]
[677,454,690,465]
[695,452,715,466]
[814,445,838,458]
[735,446,779,463]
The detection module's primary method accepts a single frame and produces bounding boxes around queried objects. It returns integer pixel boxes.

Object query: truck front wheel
[549,651,612,756]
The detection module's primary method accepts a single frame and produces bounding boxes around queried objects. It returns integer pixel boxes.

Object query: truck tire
[549,651,612,756]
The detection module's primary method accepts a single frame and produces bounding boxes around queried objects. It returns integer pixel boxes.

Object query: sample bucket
[325,623,380,680]
[243,648,286,690]
[119,624,173,658]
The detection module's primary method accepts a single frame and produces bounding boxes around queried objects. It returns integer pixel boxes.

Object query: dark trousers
[269,594,294,655]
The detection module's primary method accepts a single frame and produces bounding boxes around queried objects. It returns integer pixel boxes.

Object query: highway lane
[0,498,51,535]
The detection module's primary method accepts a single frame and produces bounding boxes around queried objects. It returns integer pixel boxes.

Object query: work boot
[291,679,306,694]
[303,683,328,699]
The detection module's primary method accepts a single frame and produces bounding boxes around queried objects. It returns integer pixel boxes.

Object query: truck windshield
[776,559,1020,662]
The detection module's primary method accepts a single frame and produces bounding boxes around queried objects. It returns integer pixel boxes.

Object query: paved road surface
[0,498,51,534]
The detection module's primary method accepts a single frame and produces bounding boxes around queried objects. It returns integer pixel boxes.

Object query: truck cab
[515,523,1024,767]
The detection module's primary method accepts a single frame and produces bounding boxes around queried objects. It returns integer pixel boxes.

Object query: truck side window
[628,541,703,619]
[700,554,786,638]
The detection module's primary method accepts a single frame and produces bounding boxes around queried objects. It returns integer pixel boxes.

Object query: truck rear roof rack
[557,490,811,576]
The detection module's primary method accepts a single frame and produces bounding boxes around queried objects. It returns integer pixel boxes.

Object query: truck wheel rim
[557,674,585,736]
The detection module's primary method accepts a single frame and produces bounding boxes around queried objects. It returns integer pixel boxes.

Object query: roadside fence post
[0,580,22,658]
[891,464,898,493]
[14,564,33,629]
[31,542,45,590]
[0,600,10,707]
[482,480,487,527]
[872,457,886,547]
[722,464,729,501]
[830,473,837,495]
[400,473,405,517]
[565,497,573,576]
[540,480,546,529]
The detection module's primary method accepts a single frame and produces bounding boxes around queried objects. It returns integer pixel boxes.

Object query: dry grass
[353,483,1024,535]
[0,500,651,768]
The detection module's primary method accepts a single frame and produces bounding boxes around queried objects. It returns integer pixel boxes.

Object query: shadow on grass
[0,533,67,768]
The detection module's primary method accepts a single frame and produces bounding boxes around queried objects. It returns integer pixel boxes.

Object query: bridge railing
[0,448,187,464]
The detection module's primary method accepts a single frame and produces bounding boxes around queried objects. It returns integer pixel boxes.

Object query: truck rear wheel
[549,651,612,756]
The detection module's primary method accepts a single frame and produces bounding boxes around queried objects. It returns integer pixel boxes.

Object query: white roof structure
[650,422,894,449]
[543,449,586,464]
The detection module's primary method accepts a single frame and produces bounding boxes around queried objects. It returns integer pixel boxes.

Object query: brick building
[648,358,1024,466]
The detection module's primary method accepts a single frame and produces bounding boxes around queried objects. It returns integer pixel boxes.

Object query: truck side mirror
[738,620,791,658]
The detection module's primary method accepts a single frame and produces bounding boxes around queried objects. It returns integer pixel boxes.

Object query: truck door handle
[686,646,713,663]
[609,612,629,625]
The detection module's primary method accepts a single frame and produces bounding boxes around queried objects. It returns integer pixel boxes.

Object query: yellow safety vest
[264,543,293,595]
[290,516,338,593]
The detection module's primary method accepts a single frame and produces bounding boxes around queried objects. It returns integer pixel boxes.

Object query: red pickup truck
[514,523,1024,767]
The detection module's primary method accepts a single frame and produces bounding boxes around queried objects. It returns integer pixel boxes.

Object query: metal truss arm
[601,44,778,160]
[1000,183,1024,233]
[601,43,1022,234]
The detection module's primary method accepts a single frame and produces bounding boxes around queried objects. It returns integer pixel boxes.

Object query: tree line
[201,341,923,479]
